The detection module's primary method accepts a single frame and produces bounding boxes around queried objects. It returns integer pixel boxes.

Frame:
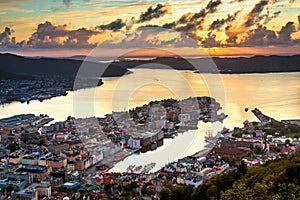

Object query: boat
[62,90,68,96]
[38,95,52,102]
[203,118,209,123]
[221,127,230,134]
[96,164,108,171]
[143,162,156,173]
[20,97,27,103]
[126,165,135,173]
[20,97,31,103]
[133,165,143,174]
[31,95,38,100]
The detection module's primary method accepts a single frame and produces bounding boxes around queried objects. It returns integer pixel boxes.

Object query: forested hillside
[159,152,300,200]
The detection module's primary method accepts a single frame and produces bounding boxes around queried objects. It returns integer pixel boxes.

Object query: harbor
[0,70,299,199]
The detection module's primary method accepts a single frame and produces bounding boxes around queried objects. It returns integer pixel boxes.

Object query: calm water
[1,70,299,171]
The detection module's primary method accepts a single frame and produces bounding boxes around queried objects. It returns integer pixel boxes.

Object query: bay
[0,70,299,171]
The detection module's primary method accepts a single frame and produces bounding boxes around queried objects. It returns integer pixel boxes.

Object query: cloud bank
[1,0,299,50]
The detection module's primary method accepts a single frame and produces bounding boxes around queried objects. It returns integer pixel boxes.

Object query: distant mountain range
[110,55,300,73]
[0,53,131,79]
[0,53,299,80]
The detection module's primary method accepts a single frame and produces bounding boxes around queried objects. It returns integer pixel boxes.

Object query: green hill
[159,152,300,200]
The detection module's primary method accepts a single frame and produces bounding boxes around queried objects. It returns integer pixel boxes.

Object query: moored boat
[133,165,143,174]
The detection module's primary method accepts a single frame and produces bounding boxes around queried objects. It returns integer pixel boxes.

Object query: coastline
[102,138,217,174]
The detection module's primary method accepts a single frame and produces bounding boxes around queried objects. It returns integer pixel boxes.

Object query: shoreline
[104,139,217,175]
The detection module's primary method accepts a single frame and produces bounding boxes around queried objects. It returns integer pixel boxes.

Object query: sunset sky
[0,0,299,57]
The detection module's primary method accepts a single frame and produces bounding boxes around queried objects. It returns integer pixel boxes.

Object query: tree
[130,153,300,200]
[104,183,112,194]
[285,139,291,145]
[235,160,247,179]
[170,185,185,200]
[182,185,194,200]
[7,142,20,152]
[252,182,269,200]
[159,188,172,200]
[220,182,254,200]
[253,146,265,154]
[206,184,219,200]
[278,183,300,199]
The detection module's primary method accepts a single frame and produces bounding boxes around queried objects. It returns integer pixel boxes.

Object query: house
[16,165,52,182]
[14,189,38,200]
[55,180,84,193]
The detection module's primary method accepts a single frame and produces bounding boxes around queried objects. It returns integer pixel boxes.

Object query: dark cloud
[3,0,300,50]
[99,27,198,49]
[262,11,281,25]
[226,35,238,45]
[201,32,222,48]
[27,21,99,48]
[69,28,98,45]
[190,9,207,21]
[35,21,68,40]
[278,22,297,44]
[99,0,221,44]
[209,10,240,30]
[244,0,269,27]
[206,0,222,13]
[0,27,25,48]
[0,27,12,46]
[180,0,221,23]
[137,3,169,23]
[169,0,222,41]
[176,22,202,34]
[224,26,239,45]
[242,25,277,46]
[254,10,281,26]
[144,0,221,38]
[96,19,126,32]
[95,3,169,32]
[238,22,298,47]
[162,22,177,29]
[138,25,160,29]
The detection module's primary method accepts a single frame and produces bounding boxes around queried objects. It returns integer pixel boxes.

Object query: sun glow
[196,31,227,44]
